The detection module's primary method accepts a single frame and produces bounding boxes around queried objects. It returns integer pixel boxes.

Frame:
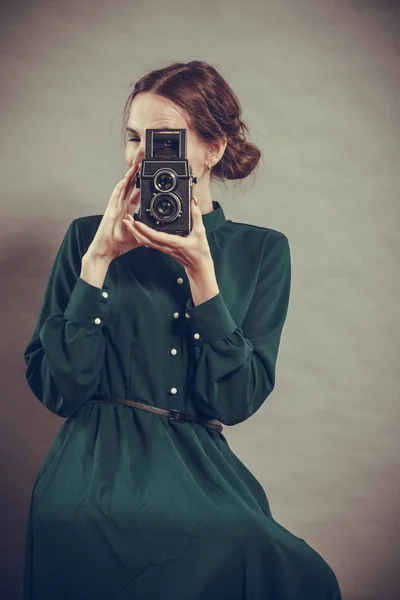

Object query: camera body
[135,128,197,236]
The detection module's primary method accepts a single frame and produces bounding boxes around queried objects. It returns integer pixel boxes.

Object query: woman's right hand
[86,161,146,261]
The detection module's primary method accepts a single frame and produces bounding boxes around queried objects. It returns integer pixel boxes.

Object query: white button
[170,348,177,355]
[193,333,200,340]
[173,312,180,319]
[170,387,178,394]
[177,277,184,284]
[185,312,190,319]
[94,317,102,325]
[102,291,108,299]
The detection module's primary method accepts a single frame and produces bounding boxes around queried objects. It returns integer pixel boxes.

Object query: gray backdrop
[1,0,399,598]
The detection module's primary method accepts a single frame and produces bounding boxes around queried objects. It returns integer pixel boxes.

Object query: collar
[201,200,227,233]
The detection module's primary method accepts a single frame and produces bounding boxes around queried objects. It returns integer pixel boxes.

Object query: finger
[128,186,140,205]
[123,219,145,245]
[122,162,139,187]
[113,161,138,192]
[124,161,138,179]
[135,221,183,250]
[122,175,137,202]
[111,177,129,200]
[127,219,152,243]
[124,181,140,211]
[107,164,138,212]
[119,163,139,202]
[190,196,201,230]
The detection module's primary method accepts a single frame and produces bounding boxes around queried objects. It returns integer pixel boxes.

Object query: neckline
[201,200,226,233]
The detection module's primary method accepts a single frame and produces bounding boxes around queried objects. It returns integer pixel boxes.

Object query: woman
[23,60,342,599]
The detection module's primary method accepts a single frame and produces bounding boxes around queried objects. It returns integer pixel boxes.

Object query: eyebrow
[125,127,140,135]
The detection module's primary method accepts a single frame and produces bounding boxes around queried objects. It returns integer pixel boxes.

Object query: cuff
[184,292,238,344]
[64,277,113,328]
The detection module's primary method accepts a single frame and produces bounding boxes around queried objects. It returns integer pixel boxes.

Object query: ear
[207,135,228,165]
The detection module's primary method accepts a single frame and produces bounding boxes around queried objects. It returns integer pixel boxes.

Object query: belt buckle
[168,409,187,423]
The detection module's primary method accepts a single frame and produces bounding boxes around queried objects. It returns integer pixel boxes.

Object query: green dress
[23,201,342,599]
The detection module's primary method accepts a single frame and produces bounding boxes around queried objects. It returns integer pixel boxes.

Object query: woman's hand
[86,160,147,261]
[122,196,213,274]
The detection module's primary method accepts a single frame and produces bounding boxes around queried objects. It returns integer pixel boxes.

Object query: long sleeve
[23,219,113,418]
[185,233,291,426]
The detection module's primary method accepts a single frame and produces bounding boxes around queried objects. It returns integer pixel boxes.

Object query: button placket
[169,340,179,396]
[168,274,188,398]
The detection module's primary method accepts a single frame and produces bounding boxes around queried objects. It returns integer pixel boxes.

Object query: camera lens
[152,194,180,222]
[157,172,173,190]
[154,169,176,193]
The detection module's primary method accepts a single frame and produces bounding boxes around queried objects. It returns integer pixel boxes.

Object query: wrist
[185,255,214,279]
[80,252,112,290]
[186,258,220,307]
[82,250,113,266]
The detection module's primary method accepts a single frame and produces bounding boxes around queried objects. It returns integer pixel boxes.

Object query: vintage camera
[135,128,197,236]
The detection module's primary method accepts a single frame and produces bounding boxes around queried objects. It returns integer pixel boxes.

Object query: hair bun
[122,60,262,182]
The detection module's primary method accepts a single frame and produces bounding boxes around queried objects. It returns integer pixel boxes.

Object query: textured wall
[1,0,399,598]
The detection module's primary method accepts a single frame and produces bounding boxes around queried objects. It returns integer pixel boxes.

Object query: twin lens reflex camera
[135,128,198,237]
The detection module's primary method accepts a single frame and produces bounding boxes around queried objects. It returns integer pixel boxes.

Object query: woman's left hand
[122,196,212,275]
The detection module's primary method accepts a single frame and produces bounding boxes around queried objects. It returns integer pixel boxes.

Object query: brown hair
[121,60,262,188]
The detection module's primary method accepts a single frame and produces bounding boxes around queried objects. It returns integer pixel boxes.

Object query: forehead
[127,92,189,131]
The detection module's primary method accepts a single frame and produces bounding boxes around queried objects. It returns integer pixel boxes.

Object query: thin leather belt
[89,394,224,433]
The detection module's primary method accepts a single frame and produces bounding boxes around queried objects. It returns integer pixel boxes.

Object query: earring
[206,163,212,170]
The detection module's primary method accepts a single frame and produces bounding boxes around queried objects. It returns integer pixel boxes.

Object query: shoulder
[224,218,289,253]
[73,214,103,233]
[69,215,103,252]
